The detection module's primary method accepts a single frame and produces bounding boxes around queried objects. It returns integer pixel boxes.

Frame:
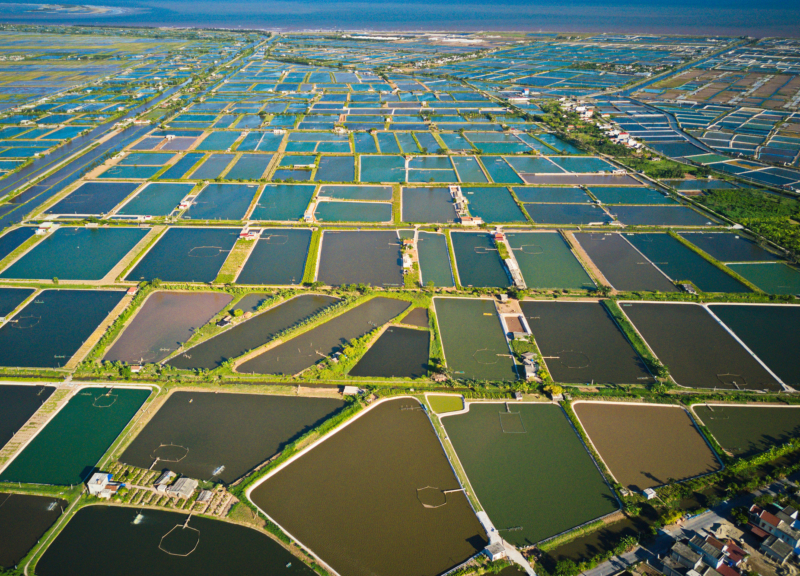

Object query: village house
[86,472,124,499]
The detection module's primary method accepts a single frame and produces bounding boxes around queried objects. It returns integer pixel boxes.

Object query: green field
[427,394,464,414]
[442,403,618,546]
[0,387,150,485]
[693,404,800,458]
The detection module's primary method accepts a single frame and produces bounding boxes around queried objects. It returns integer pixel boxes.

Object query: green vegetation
[695,188,800,258]
[427,394,463,414]
[602,300,669,381]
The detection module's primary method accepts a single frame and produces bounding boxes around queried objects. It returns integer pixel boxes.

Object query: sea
[0,0,798,37]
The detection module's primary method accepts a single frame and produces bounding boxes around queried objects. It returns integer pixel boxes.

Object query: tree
[555,560,579,576]
[544,384,563,397]
[731,506,749,526]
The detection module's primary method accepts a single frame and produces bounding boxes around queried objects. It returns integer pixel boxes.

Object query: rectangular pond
[434,298,517,381]
[443,403,618,546]
[238,297,409,376]
[621,302,781,391]
[250,184,315,221]
[0,493,66,569]
[401,187,457,223]
[708,304,800,387]
[609,206,716,226]
[314,200,392,223]
[524,203,611,225]
[349,326,429,379]
[727,263,800,295]
[574,233,677,292]
[0,289,125,368]
[521,301,652,385]
[104,291,233,365]
[678,233,781,263]
[184,183,258,221]
[0,387,150,485]
[125,228,239,283]
[0,227,36,261]
[236,228,311,285]
[116,183,194,217]
[626,234,750,293]
[462,187,526,223]
[692,404,800,458]
[574,402,721,491]
[0,384,53,450]
[319,185,392,201]
[249,398,488,576]
[36,506,315,576]
[507,232,594,290]
[417,232,454,288]
[46,182,140,216]
[0,227,147,281]
[0,287,34,317]
[121,391,344,483]
[168,294,338,371]
[318,231,404,287]
[451,232,510,288]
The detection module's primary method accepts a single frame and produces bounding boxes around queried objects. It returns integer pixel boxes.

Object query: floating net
[188,246,224,258]
[499,411,526,434]
[150,443,189,464]
[557,350,591,369]
[159,521,200,557]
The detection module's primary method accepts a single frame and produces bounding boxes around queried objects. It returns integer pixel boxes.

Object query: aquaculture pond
[417,232,454,287]
[184,183,258,221]
[443,403,618,546]
[451,232,510,288]
[609,206,715,227]
[524,203,611,225]
[250,184,315,221]
[573,402,721,491]
[401,307,428,327]
[225,154,272,180]
[0,227,147,281]
[574,233,677,292]
[709,304,800,387]
[169,294,338,371]
[621,302,781,391]
[693,404,800,458]
[360,155,406,183]
[319,185,392,201]
[0,385,53,450]
[238,297,409,376]
[250,398,488,576]
[104,292,233,364]
[507,232,594,290]
[315,155,355,181]
[314,200,392,223]
[0,493,66,569]
[401,187,457,223]
[679,233,781,263]
[0,286,34,317]
[727,263,800,295]
[513,186,590,204]
[46,182,139,216]
[126,228,239,283]
[0,227,35,261]
[0,289,125,368]
[116,183,194,217]
[462,187,526,223]
[521,301,651,385]
[236,228,311,285]
[588,186,675,205]
[427,394,463,414]
[317,231,404,287]
[349,326,429,379]
[36,506,315,576]
[188,154,235,180]
[434,298,517,381]
[1,387,150,485]
[121,391,344,483]
[626,234,750,293]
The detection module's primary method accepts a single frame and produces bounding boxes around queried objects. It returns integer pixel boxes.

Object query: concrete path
[476,511,536,576]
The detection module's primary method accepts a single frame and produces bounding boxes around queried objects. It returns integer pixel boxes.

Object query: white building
[166,477,198,499]
[87,472,123,499]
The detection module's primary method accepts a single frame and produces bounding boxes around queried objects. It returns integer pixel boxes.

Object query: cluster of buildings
[86,469,199,501]
[749,503,800,564]
[449,185,483,227]
[662,532,748,576]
